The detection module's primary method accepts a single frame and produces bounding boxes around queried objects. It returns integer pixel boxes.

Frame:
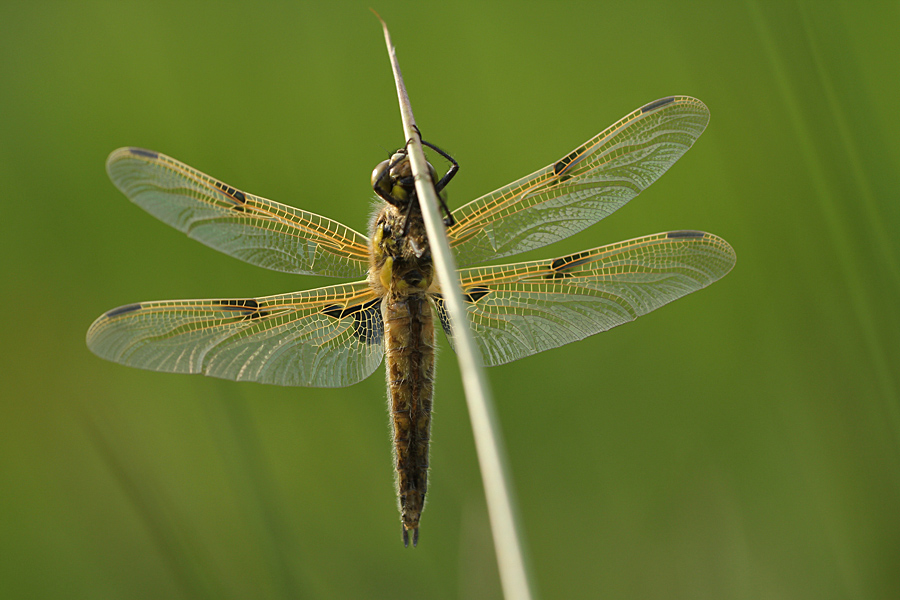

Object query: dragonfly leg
[420,139,458,227]
[421,139,459,194]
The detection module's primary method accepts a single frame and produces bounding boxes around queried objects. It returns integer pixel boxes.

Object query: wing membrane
[432,231,735,366]
[448,97,709,266]
[86,281,384,387]
[107,148,371,277]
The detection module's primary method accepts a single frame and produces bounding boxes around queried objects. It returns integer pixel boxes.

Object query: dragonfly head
[372,149,438,207]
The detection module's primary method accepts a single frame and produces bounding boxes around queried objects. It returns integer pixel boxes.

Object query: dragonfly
[87,95,735,547]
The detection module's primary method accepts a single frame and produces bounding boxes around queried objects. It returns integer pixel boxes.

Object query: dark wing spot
[465,287,491,303]
[106,303,142,317]
[321,305,345,319]
[547,250,593,278]
[553,145,588,182]
[321,301,360,319]
[553,160,568,176]
[217,298,269,320]
[129,148,158,159]
[430,294,453,339]
[354,299,384,345]
[213,181,248,211]
[546,267,572,280]
[640,97,675,113]
[552,171,572,184]
[322,298,383,345]
[430,289,490,339]
[667,230,705,239]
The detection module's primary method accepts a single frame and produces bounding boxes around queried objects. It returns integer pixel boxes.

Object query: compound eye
[371,159,391,191]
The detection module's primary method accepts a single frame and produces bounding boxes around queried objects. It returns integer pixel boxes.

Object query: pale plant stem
[376,14,536,600]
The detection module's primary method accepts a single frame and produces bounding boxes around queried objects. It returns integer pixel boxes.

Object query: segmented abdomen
[383,293,435,546]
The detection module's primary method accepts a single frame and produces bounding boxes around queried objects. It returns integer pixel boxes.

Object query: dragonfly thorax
[369,203,434,295]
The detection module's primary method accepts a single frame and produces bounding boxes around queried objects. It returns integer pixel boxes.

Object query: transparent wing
[432,231,735,367]
[107,148,371,278]
[86,281,384,387]
[448,97,710,266]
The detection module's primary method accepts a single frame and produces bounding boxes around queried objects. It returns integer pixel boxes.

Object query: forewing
[107,148,371,277]
[86,281,384,387]
[432,231,735,366]
[448,97,710,266]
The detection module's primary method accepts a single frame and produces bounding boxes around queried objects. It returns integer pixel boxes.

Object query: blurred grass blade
[81,415,222,600]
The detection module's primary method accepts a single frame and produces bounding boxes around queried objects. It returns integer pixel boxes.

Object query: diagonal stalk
[375,13,536,600]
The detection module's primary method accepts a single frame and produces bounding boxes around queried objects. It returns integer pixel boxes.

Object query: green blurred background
[2,1,898,598]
